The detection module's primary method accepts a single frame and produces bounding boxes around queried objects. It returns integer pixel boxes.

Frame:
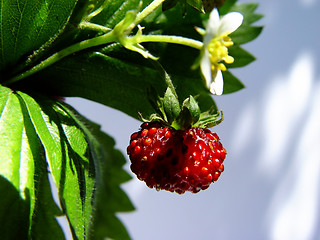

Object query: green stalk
[5,31,116,85]
[136,34,203,50]
[134,0,166,26]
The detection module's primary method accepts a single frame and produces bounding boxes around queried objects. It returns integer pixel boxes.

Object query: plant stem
[134,0,166,26]
[136,34,203,50]
[6,31,116,85]
[5,0,200,85]
[79,21,111,33]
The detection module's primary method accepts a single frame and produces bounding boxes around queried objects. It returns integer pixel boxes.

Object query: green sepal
[195,108,224,128]
[171,95,201,130]
[143,70,222,130]
[163,87,181,124]
[185,95,201,123]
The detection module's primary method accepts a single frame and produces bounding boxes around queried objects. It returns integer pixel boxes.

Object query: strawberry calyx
[140,83,223,130]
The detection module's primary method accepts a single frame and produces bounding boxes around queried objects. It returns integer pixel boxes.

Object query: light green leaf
[57,102,135,240]
[0,0,77,71]
[0,85,64,239]
[0,84,134,239]
[19,92,96,239]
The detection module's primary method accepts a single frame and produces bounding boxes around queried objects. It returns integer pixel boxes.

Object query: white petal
[205,8,220,39]
[218,12,243,35]
[210,70,224,95]
[200,50,212,89]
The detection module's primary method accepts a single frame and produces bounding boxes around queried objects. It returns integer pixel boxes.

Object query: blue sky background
[64,0,320,239]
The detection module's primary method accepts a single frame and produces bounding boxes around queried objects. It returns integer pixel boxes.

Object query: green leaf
[230,3,263,45]
[228,45,256,68]
[218,0,237,15]
[19,92,96,239]
[230,3,263,25]
[57,102,135,240]
[8,0,216,120]
[0,84,134,239]
[23,48,167,119]
[162,0,179,11]
[0,0,77,72]
[90,0,141,28]
[187,0,204,12]
[0,85,64,239]
[202,0,229,13]
[222,70,245,94]
[0,176,29,239]
[231,25,263,45]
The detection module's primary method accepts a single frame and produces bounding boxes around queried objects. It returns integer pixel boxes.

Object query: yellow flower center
[207,32,234,72]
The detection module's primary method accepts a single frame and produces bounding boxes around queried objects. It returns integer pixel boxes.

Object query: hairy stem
[136,34,203,50]
[134,0,166,26]
[6,32,116,84]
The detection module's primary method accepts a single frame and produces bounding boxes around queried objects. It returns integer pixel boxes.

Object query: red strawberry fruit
[127,85,226,193]
[127,122,226,194]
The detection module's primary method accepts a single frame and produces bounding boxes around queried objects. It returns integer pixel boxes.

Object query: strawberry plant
[0,0,262,239]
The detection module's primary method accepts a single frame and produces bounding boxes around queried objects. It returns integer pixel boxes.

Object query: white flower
[200,8,243,95]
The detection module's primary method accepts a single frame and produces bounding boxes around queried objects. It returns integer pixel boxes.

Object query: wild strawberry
[127,122,226,194]
[127,84,226,193]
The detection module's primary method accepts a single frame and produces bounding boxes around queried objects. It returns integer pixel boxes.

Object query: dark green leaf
[202,0,227,13]
[162,0,179,11]
[222,70,245,94]
[90,0,141,28]
[218,0,237,15]
[231,26,263,45]
[230,3,263,25]
[0,0,77,72]
[228,45,256,68]
[229,3,263,45]
[187,0,204,12]
[0,176,29,240]
[11,0,216,119]
[22,47,167,119]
